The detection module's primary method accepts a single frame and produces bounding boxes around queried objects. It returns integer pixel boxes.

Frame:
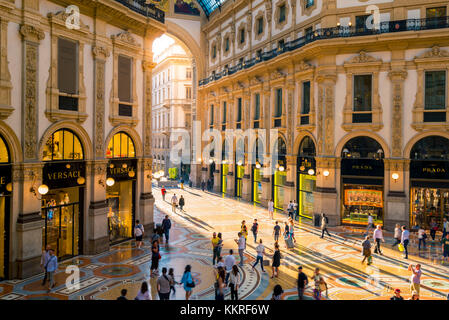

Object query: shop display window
[42,129,84,161]
[107,180,134,243]
[341,184,383,225]
[106,132,136,159]
[411,188,449,229]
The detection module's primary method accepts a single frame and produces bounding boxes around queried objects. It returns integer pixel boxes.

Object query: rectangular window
[305,0,314,8]
[301,81,311,114]
[58,38,78,95]
[305,26,313,40]
[279,4,286,23]
[257,17,264,34]
[237,98,242,122]
[355,15,370,31]
[185,87,192,99]
[426,7,447,18]
[240,28,245,44]
[186,68,192,79]
[353,75,372,112]
[275,88,283,117]
[212,45,217,58]
[278,39,284,51]
[225,37,229,51]
[222,101,227,123]
[118,55,132,103]
[254,93,260,120]
[210,105,214,125]
[425,71,446,110]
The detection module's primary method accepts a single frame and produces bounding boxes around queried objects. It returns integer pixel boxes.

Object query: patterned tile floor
[1,184,449,300]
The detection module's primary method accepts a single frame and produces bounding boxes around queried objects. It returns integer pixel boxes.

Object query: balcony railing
[199,16,449,87]
[114,0,165,24]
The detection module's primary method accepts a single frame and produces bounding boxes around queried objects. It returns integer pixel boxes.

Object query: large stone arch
[39,121,93,160]
[165,20,205,79]
[293,131,317,156]
[105,126,144,158]
[403,131,449,159]
[335,131,390,159]
[0,121,23,163]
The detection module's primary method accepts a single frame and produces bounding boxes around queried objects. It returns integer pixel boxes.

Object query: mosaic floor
[1,185,449,300]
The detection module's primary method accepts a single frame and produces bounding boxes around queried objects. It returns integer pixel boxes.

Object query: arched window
[410,136,449,160]
[341,136,383,159]
[0,135,10,163]
[298,136,316,157]
[42,129,84,161]
[251,138,264,164]
[236,138,245,164]
[106,132,136,158]
[273,137,287,167]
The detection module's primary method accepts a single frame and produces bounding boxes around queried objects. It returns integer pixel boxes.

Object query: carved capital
[92,45,110,60]
[19,24,45,43]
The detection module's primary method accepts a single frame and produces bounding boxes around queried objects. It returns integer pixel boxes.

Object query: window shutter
[118,55,132,102]
[58,38,78,94]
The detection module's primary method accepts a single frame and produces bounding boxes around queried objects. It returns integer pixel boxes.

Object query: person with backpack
[229,265,241,300]
[46,249,58,292]
[134,220,144,249]
[157,267,173,300]
[181,265,195,300]
[161,215,172,243]
[251,219,259,243]
[320,213,331,238]
[179,195,185,212]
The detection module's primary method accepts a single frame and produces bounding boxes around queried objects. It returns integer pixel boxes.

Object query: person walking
[135,281,152,300]
[418,226,427,250]
[181,265,195,300]
[168,268,179,297]
[157,267,172,300]
[251,219,259,243]
[238,232,246,267]
[390,288,404,300]
[283,222,290,249]
[179,195,185,212]
[117,289,128,300]
[40,245,51,286]
[216,232,223,259]
[224,249,236,285]
[215,268,226,300]
[241,220,248,240]
[271,285,284,300]
[409,291,420,300]
[150,239,160,277]
[320,213,331,238]
[268,199,274,219]
[180,178,184,190]
[171,193,178,213]
[366,213,374,235]
[289,219,297,243]
[271,243,281,279]
[430,218,438,241]
[161,215,172,243]
[287,201,294,219]
[134,220,144,249]
[297,265,308,300]
[401,226,410,259]
[408,264,422,295]
[313,268,327,300]
[252,239,266,272]
[292,200,298,221]
[161,187,167,201]
[46,249,58,292]
[229,265,241,300]
[443,218,449,241]
[211,232,220,265]
[373,225,384,255]
[201,180,206,192]
[442,233,449,262]
[392,223,402,247]
[361,235,372,265]
[273,221,281,243]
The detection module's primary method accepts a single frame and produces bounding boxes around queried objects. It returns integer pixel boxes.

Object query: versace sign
[43,161,86,189]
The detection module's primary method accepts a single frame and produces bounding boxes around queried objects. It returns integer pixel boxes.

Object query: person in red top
[161,187,167,201]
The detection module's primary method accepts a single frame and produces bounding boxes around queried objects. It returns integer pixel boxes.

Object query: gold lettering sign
[422,167,446,173]
[109,166,134,175]
[47,170,81,181]
[352,165,373,170]
[0,176,5,185]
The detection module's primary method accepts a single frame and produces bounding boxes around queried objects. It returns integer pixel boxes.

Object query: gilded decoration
[342,51,383,132]
[412,46,449,131]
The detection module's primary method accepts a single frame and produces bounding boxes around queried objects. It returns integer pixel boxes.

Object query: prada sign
[43,161,86,189]
[410,160,449,180]
[107,159,137,181]
[0,164,11,195]
[341,159,384,177]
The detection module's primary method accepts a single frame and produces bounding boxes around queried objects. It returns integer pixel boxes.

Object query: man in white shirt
[401,226,410,259]
[237,232,246,267]
[268,199,274,219]
[373,225,384,255]
[171,194,178,213]
[251,239,265,272]
[224,249,236,284]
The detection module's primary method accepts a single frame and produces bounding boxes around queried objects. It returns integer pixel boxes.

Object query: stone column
[86,160,109,254]
[139,158,154,233]
[314,157,338,226]
[16,164,44,278]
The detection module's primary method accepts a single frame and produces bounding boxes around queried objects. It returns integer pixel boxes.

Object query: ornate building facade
[194,0,449,233]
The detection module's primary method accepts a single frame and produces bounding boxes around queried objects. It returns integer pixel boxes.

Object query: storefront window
[42,129,84,161]
[0,135,10,279]
[106,132,137,244]
[299,174,315,219]
[222,163,228,194]
[297,137,316,219]
[253,167,262,203]
[274,170,286,210]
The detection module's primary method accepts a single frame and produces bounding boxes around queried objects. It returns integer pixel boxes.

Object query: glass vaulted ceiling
[196,0,227,17]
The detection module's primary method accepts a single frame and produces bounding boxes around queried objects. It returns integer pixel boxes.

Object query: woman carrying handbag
[181,265,195,300]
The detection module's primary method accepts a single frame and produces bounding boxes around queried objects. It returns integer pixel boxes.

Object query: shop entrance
[409,136,449,229]
[0,135,11,279]
[272,137,287,211]
[235,138,245,198]
[340,136,384,226]
[296,137,316,220]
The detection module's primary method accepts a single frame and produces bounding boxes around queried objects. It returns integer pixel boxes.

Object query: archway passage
[272,137,287,211]
[0,134,11,280]
[296,136,316,220]
[106,132,138,244]
[41,129,86,260]
[340,136,384,227]
[409,136,449,229]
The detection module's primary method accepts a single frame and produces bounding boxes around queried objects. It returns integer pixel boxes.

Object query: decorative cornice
[19,24,45,42]
[111,31,141,50]
[415,46,449,60]
[92,45,110,60]
[345,51,381,65]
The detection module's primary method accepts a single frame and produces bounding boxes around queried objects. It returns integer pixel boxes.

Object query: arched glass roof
[196,0,227,17]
